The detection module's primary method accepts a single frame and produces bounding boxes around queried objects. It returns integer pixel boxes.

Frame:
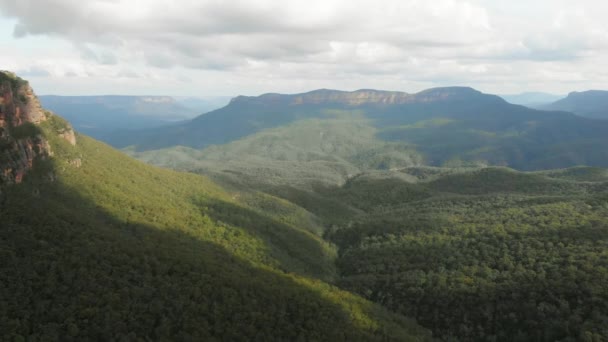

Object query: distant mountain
[500,92,564,107]
[113,87,509,151]
[117,87,608,180]
[39,95,201,141]
[543,90,608,119]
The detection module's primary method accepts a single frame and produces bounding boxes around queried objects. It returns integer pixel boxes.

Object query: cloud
[1,0,608,95]
[0,0,497,70]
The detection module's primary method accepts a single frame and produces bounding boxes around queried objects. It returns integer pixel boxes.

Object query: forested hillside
[0,72,432,341]
[271,167,608,341]
[119,86,608,340]
[4,71,608,341]
[123,88,608,190]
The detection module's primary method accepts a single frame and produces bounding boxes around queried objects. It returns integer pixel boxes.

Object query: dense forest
[295,168,608,341]
[0,91,431,341]
[138,87,608,340]
[154,153,608,341]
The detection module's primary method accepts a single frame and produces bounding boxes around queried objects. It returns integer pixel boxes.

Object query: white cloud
[1,0,608,95]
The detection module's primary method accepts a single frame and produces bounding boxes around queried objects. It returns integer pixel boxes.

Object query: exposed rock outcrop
[59,128,77,146]
[0,71,47,126]
[229,87,500,107]
[0,71,75,189]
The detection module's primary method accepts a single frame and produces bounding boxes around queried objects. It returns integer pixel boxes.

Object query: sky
[1,0,608,96]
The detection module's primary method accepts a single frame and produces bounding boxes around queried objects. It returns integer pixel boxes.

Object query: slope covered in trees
[122,88,608,191]
[5,71,608,341]
[0,73,432,341]
[276,167,608,341]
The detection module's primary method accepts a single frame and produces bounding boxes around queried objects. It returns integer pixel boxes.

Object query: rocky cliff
[229,87,499,107]
[0,71,76,190]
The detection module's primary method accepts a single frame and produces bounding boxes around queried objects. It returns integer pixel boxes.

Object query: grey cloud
[3,0,608,95]
[519,31,590,61]
[0,0,499,73]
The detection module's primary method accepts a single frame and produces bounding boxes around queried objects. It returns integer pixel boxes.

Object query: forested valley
[2,71,608,341]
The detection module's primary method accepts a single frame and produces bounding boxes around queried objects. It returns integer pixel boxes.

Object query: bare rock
[0,71,54,187]
[59,127,77,146]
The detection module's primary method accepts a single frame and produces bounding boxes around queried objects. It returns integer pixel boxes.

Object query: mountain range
[3,71,608,341]
[108,87,608,192]
[543,90,608,119]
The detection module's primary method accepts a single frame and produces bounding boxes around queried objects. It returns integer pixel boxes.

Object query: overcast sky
[1,0,607,96]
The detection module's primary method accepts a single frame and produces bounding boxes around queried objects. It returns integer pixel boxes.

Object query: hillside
[5,71,608,341]
[129,111,424,189]
[543,90,608,119]
[0,72,432,341]
[268,166,608,341]
[113,87,509,152]
[122,87,608,191]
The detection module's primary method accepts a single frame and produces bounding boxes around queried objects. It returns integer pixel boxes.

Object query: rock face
[0,71,76,188]
[0,72,47,126]
[229,87,499,107]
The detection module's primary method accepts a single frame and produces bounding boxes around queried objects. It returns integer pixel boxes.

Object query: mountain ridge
[544,90,608,119]
[229,86,496,107]
[118,84,608,175]
[113,85,524,154]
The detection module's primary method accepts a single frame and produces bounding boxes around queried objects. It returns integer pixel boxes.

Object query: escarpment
[0,71,76,189]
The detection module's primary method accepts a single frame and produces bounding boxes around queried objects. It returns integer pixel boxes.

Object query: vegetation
[130,114,423,189]
[0,114,431,341]
[303,168,608,341]
[121,88,608,179]
[90,86,608,341]
[0,70,28,96]
[152,149,608,340]
[8,122,40,140]
[5,76,608,341]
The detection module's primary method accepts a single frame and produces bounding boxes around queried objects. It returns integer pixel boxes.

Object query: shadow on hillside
[0,176,430,341]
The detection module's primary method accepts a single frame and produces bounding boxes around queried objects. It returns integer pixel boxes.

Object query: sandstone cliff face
[229,87,489,107]
[0,71,76,189]
[228,89,411,107]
